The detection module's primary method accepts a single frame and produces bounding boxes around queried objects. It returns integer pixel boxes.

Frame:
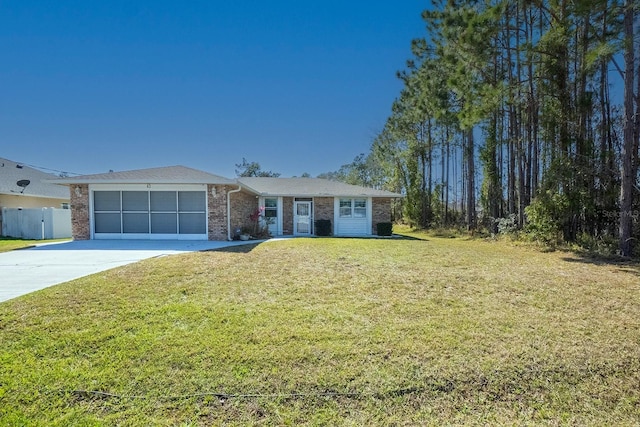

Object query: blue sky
[1,1,427,178]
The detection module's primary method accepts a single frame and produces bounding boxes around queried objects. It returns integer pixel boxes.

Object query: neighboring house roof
[0,157,69,200]
[238,177,403,198]
[51,165,236,185]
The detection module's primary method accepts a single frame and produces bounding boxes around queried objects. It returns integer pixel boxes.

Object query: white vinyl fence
[1,207,71,240]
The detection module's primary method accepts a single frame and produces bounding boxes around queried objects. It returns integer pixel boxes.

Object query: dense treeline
[331,0,639,256]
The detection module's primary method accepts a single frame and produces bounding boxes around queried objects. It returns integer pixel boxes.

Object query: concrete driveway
[0,239,258,303]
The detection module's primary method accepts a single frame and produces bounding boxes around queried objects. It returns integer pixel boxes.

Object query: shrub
[524,193,565,246]
[377,222,393,236]
[497,214,518,235]
[314,219,331,236]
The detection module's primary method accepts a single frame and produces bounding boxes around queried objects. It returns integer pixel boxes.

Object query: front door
[294,201,312,236]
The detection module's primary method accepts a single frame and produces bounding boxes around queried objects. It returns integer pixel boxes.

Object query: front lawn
[0,235,638,425]
[0,237,70,253]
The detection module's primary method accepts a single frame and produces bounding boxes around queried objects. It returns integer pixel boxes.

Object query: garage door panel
[179,213,206,234]
[179,191,206,211]
[95,213,121,233]
[151,213,177,234]
[151,191,177,211]
[122,191,149,211]
[93,190,207,239]
[123,213,149,233]
[94,191,120,211]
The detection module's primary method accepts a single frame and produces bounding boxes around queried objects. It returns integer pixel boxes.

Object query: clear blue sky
[1,1,427,178]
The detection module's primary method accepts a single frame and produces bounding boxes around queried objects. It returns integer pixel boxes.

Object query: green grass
[0,237,70,253]
[1,234,639,425]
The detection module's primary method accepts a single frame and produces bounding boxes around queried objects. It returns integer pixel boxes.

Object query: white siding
[333,197,372,236]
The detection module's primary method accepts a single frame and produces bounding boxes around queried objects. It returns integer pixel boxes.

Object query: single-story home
[51,165,402,241]
[1,157,71,234]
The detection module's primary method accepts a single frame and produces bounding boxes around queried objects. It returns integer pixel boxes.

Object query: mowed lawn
[1,234,638,426]
[0,237,69,253]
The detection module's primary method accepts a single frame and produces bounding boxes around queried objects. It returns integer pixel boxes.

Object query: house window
[339,199,352,217]
[339,198,367,218]
[354,199,367,218]
[264,198,277,218]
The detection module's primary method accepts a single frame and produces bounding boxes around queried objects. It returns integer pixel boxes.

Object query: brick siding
[229,190,258,236]
[282,197,293,235]
[371,197,392,235]
[207,184,228,240]
[70,184,90,240]
[314,197,334,235]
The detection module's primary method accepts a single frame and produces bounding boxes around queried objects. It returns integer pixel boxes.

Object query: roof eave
[0,191,69,200]
[47,179,234,185]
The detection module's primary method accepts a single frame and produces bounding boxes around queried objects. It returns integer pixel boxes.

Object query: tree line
[327,0,639,256]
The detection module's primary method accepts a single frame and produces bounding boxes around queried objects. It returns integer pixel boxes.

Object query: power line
[19,163,85,177]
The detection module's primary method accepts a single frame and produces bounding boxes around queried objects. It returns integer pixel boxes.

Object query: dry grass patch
[1,236,638,425]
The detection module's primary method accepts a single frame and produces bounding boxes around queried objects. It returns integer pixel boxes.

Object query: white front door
[294,201,312,235]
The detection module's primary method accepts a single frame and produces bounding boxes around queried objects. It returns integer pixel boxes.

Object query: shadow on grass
[326,234,428,242]
[204,235,428,254]
[561,255,640,277]
[202,243,262,254]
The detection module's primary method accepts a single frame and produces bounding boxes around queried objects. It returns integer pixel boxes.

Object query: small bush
[497,214,518,235]
[575,233,619,257]
[377,222,393,236]
[314,219,331,236]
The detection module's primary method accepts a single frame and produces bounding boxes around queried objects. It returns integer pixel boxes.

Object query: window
[354,199,367,218]
[264,198,277,218]
[339,199,352,217]
[339,198,367,218]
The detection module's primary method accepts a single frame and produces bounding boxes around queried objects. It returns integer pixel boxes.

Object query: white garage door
[93,190,207,240]
[335,197,370,236]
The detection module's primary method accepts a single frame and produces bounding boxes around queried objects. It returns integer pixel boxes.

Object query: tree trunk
[466,127,476,229]
[619,0,636,256]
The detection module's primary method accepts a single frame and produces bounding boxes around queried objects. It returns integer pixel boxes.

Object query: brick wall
[207,184,228,240]
[314,197,334,235]
[70,184,90,240]
[229,190,258,236]
[282,197,293,235]
[371,197,392,235]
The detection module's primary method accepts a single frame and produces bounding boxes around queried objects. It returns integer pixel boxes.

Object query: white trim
[367,196,373,234]
[277,196,283,236]
[259,196,282,236]
[89,183,207,192]
[293,200,313,236]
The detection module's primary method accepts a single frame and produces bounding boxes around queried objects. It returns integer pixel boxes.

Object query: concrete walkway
[0,239,260,303]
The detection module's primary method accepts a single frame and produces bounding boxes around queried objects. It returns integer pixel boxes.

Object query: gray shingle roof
[238,177,402,197]
[0,157,69,200]
[50,165,236,185]
[46,164,401,197]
